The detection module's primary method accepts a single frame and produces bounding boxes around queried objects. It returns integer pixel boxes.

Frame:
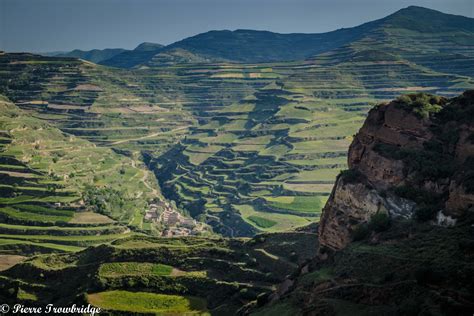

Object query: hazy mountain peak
[53,47,127,63]
[133,42,164,51]
[99,6,474,68]
[383,5,474,32]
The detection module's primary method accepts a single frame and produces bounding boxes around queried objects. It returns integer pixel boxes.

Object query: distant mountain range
[53,48,127,63]
[50,42,164,64]
[47,6,474,75]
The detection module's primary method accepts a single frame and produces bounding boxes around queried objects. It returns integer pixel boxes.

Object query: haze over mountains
[52,42,164,64]
[1,5,473,238]
[50,6,474,74]
[0,4,473,314]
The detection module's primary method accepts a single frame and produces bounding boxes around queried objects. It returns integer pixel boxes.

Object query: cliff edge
[250,91,474,316]
[319,91,474,252]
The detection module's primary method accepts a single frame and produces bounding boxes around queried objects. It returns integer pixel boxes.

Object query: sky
[1,0,473,53]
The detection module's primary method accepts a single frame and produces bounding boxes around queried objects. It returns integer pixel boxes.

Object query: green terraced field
[0,5,473,315]
[98,262,174,277]
[1,7,473,238]
[1,48,473,237]
[87,291,209,315]
[0,95,160,253]
[0,232,318,313]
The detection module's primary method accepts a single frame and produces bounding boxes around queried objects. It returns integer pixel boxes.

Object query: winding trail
[110,126,188,145]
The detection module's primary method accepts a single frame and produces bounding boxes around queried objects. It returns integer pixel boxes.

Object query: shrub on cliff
[352,213,390,241]
[415,206,438,222]
[396,93,445,119]
[352,224,370,241]
[368,213,391,232]
[339,169,364,184]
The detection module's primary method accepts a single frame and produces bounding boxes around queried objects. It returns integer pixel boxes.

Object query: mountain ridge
[46,6,474,69]
[49,42,163,64]
[98,6,474,68]
[53,48,127,63]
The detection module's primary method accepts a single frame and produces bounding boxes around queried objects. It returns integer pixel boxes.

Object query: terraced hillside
[150,56,473,236]
[0,232,318,314]
[0,53,193,155]
[0,95,163,254]
[1,47,474,237]
[1,7,474,237]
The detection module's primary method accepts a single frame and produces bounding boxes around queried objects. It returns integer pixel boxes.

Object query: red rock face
[318,178,391,250]
[455,126,474,164]
[348,103,432,188]
[318,91,474,252]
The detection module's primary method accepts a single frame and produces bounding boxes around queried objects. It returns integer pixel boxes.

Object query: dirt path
[110,126,188,145]
[170,268,186,276]
[141,170,159,197]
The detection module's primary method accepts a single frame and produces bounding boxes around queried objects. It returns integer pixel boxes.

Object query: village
[144,200,206,236]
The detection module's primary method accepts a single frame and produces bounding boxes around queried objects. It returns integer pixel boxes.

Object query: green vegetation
[99,262,173,277]
[0,233,317,314]
[87,291,209,315]
[368,213,391,232]
[248,216,277,228]
[254,216,474,315]
[299,267,333,285]
[396,93,445,118]
[351,213,391,241]
[339,169,364,184]
[374,143,455,181]
[236,204,312,232]
[265,196,322,214]
[0,6,473,315]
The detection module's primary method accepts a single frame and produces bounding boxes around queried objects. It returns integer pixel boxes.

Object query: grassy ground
[87,291,209,315]
[99,262,174,277]
[251,218,474,315]
[236,205,312,232]
[0,233,317,314]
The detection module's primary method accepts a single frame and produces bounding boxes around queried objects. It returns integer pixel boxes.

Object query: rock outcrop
[319,91,474,252]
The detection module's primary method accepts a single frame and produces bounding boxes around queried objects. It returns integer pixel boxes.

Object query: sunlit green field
[87,291,209,315]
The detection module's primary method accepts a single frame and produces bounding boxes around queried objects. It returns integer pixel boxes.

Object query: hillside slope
[52,42,164,65]
[99,6,474,70]
[310,6,474,77]
[0,232,318,314]
[1,39,473,237]
[319,91,474,251]
[0,94,163,253]
[251,90,474,315]
[54,48,127,63]
[100,42,164,68]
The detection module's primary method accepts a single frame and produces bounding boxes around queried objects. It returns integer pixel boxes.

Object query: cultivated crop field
[87,291,209,315]
[1,5,473,315]
[0,93,159,254]
[1,49,472,237]
[0,233,318,313]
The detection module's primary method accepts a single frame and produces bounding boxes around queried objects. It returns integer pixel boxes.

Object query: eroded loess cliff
[319,90,474,252]
[250,91,474,316]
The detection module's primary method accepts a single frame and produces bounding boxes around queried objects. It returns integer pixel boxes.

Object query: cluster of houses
[144,200,205,236]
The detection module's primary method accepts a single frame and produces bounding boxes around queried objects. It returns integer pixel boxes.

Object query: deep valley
[0,5,473,315]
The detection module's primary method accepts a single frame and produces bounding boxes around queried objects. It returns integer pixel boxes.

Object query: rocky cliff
[250,91,474,316]
[319,90,474,252]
